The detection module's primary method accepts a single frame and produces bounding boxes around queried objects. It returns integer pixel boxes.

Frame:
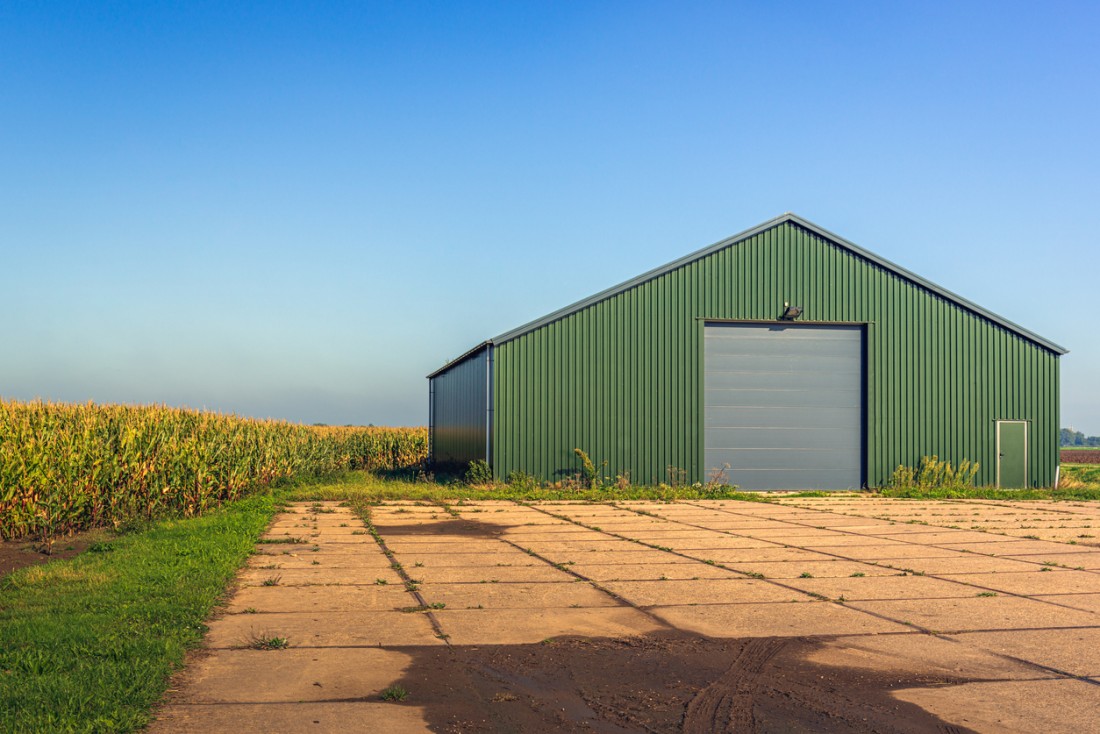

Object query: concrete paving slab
[662,537,782,550]
[433,606,663,645]
[258,543,385,555]
[650,601,910,637]
[722,559,893,578]
[700,548,840,564]
[299,527,382,537]
[796,536,929,549]
[151,702,431,734]
[717,528,847,541]
[533,549,698,565]
[894,678,1100,734]
[205,611,445,648]
[226,585,417,613]
[406,565,573,583]
[602,579,809,606]
[385,552,543,567]
[419,581,618,610]
[874,530,1010,544]
[248,555,394,570]
[845,595,1100,633]
[1032,593,1100,613]
[568,562,741,582]
[947,628,1100,677]
[383,541,510,554]
[937,540,1078,555]
[165,648,414,703]
[806,632,1039,681]
[601,528,732,539]
[937,570,1100,596]
[999,550,1100,566]
[800,545,954,563]
[512,540,654,553]
[783,574,977,601]
[485,530,595,541]
[883,556,1040,575]
[820,545,968,560]
[238,567,404,587]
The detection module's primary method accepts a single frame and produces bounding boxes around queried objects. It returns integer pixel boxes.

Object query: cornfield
[0,399,427,542]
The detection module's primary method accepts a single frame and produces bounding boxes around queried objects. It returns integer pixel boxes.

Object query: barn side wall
[430,348,488,469]
[491,221,1060,487]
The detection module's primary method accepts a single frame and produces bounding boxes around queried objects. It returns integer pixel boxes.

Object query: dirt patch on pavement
[388,631,977,733]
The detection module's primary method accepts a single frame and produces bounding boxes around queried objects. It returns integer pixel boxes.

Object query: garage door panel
[705,405,861,430]
[705,449,861,473]
[704,323,863,491]
[712,469,862,491]
[705,367,859,391]
[707,427,861,452]
[704,351,862,372]
[705,387,861,409]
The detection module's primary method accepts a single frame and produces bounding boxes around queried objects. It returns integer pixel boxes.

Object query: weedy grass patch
[0,493,279,733]
[285,470,774,504]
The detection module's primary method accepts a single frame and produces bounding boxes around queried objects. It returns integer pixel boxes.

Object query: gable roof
[429,213,1066,377]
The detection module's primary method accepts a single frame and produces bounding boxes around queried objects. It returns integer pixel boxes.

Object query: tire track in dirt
[682,637,786,733]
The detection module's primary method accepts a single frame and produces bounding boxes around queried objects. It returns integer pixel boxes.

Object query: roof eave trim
[426,340,492,379]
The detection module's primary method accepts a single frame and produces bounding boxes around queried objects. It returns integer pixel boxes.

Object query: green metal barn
[428,214,1065,490]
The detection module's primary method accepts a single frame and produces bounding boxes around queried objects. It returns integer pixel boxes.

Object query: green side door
[997,421,1028,488]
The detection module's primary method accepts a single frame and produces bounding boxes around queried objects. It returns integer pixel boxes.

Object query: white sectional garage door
[704,323,863,490]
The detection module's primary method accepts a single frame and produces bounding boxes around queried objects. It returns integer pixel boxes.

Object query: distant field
[1061,449,1100,464]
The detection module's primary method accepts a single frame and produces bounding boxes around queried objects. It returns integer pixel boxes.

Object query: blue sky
[2,2,1097,431]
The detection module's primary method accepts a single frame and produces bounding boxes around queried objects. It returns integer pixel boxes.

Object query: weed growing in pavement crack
[381,685,409,701]
[247,632,290,650]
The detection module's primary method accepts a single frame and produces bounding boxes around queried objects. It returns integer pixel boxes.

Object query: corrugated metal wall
[430,347,489,467]
[491,221,1060,487]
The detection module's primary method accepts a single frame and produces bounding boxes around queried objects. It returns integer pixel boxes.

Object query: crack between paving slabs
[359,505,452,645]
[660,501,1100,686]
[676,501,1100,613]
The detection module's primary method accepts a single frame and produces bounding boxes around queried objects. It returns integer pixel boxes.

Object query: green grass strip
[0,493,280,733]
[877,486,1100,500]
[285,471,779,503]
[288,468,1100,504]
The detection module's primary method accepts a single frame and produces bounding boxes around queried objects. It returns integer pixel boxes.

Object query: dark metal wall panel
[703,323,863,490]
[491,221,1060,488]
[430,347,488,468]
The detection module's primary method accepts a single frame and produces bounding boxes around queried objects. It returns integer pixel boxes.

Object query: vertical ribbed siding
[429,347,488,467]
[490,221,1060,488]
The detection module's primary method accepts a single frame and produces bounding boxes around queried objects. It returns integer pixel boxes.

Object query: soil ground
[152,498,1100,733]
[0,527,112,578]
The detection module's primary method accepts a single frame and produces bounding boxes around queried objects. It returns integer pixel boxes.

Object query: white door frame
[995,420,1029,488]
